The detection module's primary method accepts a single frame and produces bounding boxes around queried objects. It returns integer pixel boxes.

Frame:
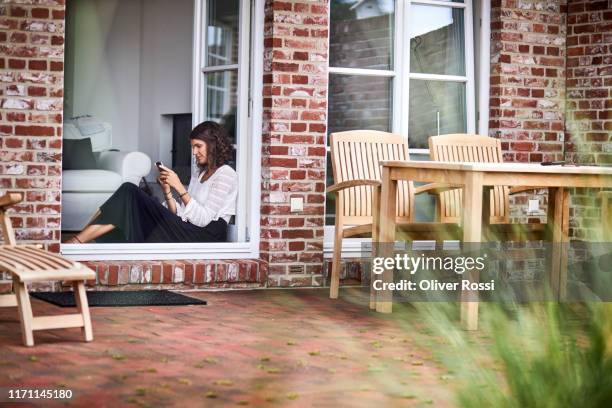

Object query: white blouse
[165,165,238,228]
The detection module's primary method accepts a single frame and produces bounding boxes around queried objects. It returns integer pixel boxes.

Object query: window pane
[408,80,466,149]
[204,70,238,147]
[328,74,392,135]
[409,5,465,76]
[326,74,392,224]
[330,0,394,70]
[206,0,240,66]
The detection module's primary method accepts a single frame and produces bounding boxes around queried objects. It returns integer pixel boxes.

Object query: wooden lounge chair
[428,134,547,241]
[0,192,95,346]
[327,130,460,302]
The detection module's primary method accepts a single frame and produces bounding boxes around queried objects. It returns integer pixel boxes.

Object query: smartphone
[155,161,165,170]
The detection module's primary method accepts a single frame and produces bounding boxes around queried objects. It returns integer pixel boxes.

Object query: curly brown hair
[189,121,233,178]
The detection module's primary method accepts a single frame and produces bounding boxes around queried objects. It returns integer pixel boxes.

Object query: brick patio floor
[0,288,465,407]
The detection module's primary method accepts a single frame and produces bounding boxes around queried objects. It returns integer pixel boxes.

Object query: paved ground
[0,288,471,407]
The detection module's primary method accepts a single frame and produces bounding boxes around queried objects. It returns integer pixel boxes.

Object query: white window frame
[61,0,264,261]
[325,0,489,256]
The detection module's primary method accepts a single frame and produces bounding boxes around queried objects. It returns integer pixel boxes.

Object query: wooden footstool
[1,193,96,347]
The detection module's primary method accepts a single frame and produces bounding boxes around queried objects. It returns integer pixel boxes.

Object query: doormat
[31,290,206,307]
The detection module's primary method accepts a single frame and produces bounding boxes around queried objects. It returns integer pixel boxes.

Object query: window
[326,0,478,234]
[61,0,264,260]
[194,0,251,242]
[328,0,475,146]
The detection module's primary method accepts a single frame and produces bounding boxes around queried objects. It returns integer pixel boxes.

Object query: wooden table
[375,161,612,329]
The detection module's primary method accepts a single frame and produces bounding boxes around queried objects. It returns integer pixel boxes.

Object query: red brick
[31,8,50,19]
[269,146,288,155]
[28,60,47,70]
[269,158,297,168]
[510,142,536,152]
[8,59,26,69]
[7,112,26,122]
[15,125,55,136]
[309,123,326,133]
[291,122,307,132]
[52,9,65,19]
[282,229,313,239]
[10,6,27,17]
[290,170,306,180]
[288,241,305,251]
[272,2,292,11]
[27,86,46,96]
[4,138,23,148]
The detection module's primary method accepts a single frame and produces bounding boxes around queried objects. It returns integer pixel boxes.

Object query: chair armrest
[509,186,546,194]
[98,151,152,185]
[0,193,23,210]
[414,182,462,195]
[326,179,380,194]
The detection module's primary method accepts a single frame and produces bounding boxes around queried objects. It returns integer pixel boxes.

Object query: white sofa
[61,120,151,231]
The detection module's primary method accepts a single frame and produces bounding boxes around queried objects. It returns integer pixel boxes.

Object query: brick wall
[565,0,611,239]
[261,0,329,286]
[0,0,65,251]
[490,0,610,239]
[489,0,568,224]
[490,0,567,164]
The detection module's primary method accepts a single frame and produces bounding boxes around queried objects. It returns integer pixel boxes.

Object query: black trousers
[91,183,227,243]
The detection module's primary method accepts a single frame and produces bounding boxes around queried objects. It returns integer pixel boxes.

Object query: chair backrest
[0,193,22,245]
[330,130,414,225]
[428,134,510,224]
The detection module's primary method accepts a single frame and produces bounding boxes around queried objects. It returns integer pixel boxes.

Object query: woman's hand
[157,176,171,194]
[158,166,185,194]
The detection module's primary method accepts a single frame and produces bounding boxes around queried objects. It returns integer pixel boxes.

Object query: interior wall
[140,0,194,177]
[64,0,194,176]
[65,0,142,152]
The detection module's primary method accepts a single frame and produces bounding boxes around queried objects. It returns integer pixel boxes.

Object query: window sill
[61,242,258,261]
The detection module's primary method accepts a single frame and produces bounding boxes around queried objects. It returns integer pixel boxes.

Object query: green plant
[455,303,612,408]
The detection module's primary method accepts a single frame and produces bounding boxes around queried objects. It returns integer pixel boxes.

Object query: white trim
[394,0,407,136]
[477,0,490,136]
[408,73,468,82]
[409,148,430,155]
[392,0,411,137]
[236,0,251,242]
[328,67,395,77]
[323,226,371,259]
[412,0,467,8]
[464,0,476,133]
[248,0,264,248]
[201,63,240,73]
[62,242,254,261]
[192,0,203,137]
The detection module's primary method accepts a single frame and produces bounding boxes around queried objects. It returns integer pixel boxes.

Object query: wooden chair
[428,134,546,241]
[327,130,460,301]
[0,192,95,346]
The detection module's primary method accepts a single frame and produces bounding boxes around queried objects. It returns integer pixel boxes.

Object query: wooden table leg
[376,166,397,314]
[460,171,484,331]
[370,185,381,310]
[548,187,569,300]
